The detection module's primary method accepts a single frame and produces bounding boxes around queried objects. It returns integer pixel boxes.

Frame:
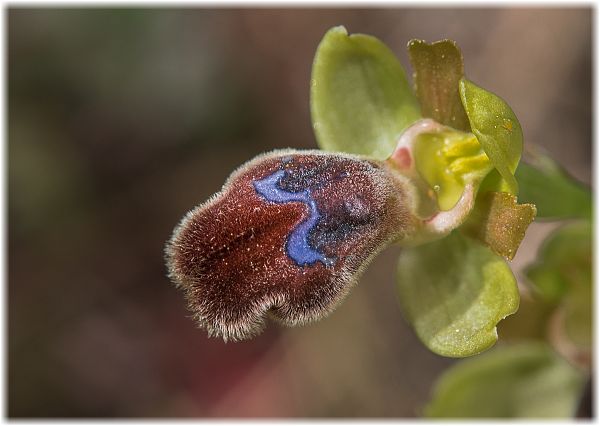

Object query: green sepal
[310,26,421,159]
[397,231,519,357]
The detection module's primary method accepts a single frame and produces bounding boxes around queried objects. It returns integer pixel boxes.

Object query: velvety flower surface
[166,149,414,341]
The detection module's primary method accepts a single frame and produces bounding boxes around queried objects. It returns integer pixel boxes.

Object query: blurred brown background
[8,8,592,417]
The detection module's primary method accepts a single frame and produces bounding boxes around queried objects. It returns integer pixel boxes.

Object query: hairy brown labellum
[165,149,415,341]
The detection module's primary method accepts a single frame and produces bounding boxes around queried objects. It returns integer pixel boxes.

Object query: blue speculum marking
[253,169,332,267]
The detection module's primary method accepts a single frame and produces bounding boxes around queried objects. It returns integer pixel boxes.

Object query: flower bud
[165,149,414,341]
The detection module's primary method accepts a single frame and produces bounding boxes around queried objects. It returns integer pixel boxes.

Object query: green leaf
[526,221,592,349]
[408,39,470,131]
[459,79,522,194]
[310,26,421,159]
[461,191,536,260]
[515,158,592,220]
[397,231,519,357]
[425,343,586,418]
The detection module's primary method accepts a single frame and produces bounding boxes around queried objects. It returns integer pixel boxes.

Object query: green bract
[310,26,421,159]
[397,232,519,357]
[425,343,585,418]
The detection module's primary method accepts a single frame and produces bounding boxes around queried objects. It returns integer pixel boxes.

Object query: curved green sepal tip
[397,232,519,357]
[459,78,522,194]
[310,26,421,159]
[425,343,586,418]
[498,294,556,342]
